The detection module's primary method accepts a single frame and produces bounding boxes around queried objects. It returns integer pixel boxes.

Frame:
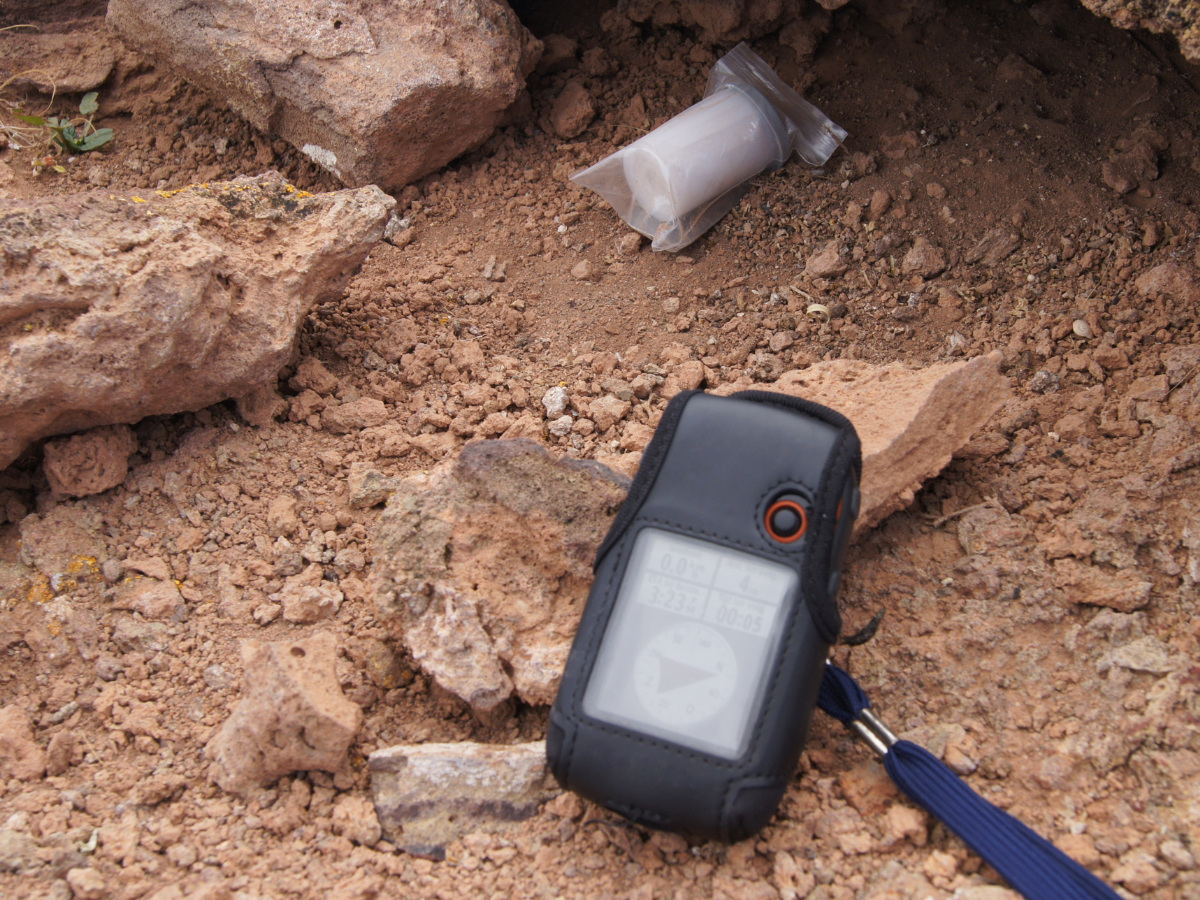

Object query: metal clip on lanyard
[818,662,1122,900]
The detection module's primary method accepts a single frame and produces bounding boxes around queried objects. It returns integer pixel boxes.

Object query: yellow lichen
[26,574,53,605]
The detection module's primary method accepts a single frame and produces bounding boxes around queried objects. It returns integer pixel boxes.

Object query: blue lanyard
[819,663,1122,900]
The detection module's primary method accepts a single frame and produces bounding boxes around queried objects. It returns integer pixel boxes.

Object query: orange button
[765,498,808,543]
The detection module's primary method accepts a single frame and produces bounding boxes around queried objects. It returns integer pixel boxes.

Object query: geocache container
[571,43,847,252]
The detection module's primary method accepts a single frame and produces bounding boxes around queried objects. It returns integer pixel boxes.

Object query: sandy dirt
[3,1,1200,899]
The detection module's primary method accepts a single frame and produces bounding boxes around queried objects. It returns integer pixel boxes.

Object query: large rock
[1079,0,1200,63]
[205,632,362,796]
[0,175,392,470]
[372,439,630,711]
[714,353,1010,533]
[373,360,1006,711]
[369,741,555,857]
[106,0,542,192]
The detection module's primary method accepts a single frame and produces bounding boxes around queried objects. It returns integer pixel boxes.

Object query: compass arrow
[656,655,716,693]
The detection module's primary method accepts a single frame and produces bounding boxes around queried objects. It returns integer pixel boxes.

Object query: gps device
[548,390,861,841]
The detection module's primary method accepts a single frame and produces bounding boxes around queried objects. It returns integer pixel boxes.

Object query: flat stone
[322,398,389,434]
[714,353,1010,533]
[901,236,948,278]
[965,227,1021,266]
[107,0,541,191]
[1099,636,1173,675]
[1053,558,1151,612]
[369,741,555,858]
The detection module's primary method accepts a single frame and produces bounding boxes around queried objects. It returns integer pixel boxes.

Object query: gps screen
[582,528,797,759]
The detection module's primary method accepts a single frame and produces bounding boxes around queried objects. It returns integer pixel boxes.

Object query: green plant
[13,91,114,154]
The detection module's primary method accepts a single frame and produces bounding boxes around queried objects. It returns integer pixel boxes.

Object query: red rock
[550,82,595,139]
[901,236,948,278]
[535,34,577,75]
[372,439,629,709]
[1093,345,1131,370]
[205,632,362,795]
[322,397,389,433]
[107,0,541,191]
[805,243,848,278]
[42,425,138,498]
[0,176,392,470]
[1053,558,1151,612]
[0,707,46,781]
[1135,263,1200,303]
[113,577,188,622]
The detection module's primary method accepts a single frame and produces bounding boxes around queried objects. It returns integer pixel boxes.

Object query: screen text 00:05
[714,604,763,635]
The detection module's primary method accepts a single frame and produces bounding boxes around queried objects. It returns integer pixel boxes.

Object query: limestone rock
[1099,636,1173,675]
[205,632,362,795]
[714,353,1010,533]
[347,464,403,509]
[372,439,629,710]
[369,741,555,856]
[41,425,138,498]
[106,0,541,192]
[374,360,1006,709]
[0,176,393,470]
[0,707,45,781]
[588,395,631,432]
[66,867,107,900]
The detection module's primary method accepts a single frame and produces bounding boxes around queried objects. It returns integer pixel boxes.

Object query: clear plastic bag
[571,43,847,252]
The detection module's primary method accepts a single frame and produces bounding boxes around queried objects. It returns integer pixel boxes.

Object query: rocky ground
[3,1,1200,899]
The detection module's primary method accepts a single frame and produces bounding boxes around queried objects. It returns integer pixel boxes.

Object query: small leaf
[53,165,66,173]
[77,129,114,152]
[13,111,44,126]
[79,92,99,116]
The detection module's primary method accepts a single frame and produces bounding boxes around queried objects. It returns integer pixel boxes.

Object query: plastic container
[571,43,847,252]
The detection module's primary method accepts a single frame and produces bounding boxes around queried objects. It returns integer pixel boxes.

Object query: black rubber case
[547,390,862,842]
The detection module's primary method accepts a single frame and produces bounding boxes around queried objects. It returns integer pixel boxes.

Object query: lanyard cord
[818,662,1123,900]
